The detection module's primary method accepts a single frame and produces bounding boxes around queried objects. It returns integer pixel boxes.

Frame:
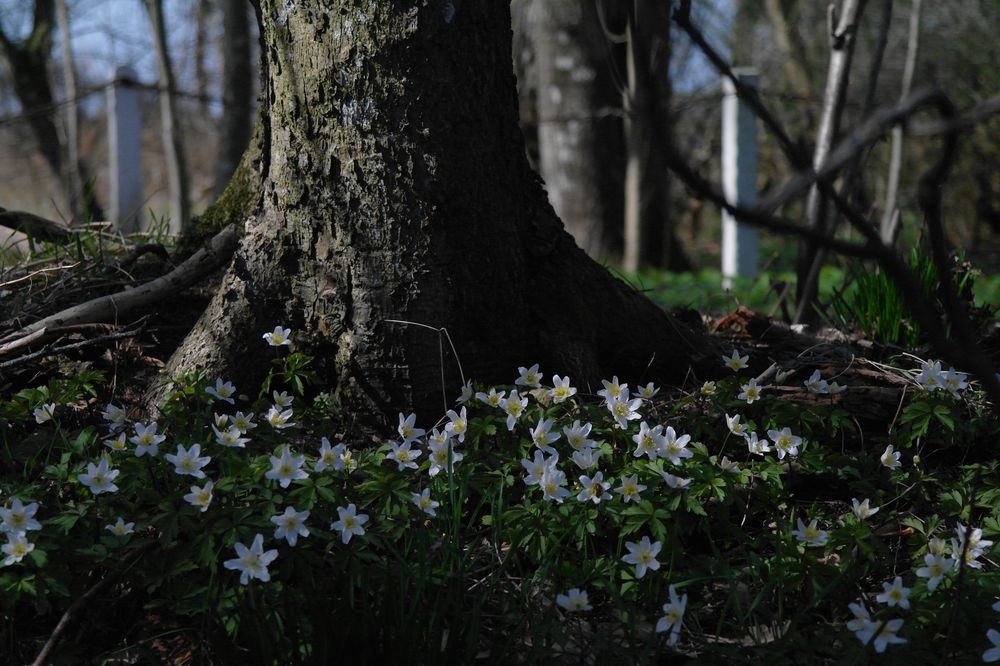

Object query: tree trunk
[0,0,103,222]
[214,0,254,198]
[622,1,690,272]
[193,0,211,115]
[145,0,191,233]
[794,0,867,324]
[161,0,706,420]
[54,0,83,221]
[529,0,623,260]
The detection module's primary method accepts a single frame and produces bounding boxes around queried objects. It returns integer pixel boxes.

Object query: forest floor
[3,234,1000,664]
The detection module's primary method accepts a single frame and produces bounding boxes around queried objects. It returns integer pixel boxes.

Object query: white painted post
[721,68,759,289]
[107,66,143,232]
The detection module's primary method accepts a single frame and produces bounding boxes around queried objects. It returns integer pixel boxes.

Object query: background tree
[621,0,691,272]
[144,0,191,232]
[213,0,255,197]
[526,0,624,260]
[162,0,705,417]
[0,0,103,221]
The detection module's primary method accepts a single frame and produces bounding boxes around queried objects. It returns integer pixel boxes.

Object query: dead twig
[0,263,80,290]
[0,326,144,371]
[0,322,126,354]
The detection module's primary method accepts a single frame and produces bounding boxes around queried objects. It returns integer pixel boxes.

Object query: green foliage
[827,249,985,346]
[1,347,999,664]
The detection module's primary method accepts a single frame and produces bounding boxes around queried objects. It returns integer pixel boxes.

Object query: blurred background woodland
[3,0,1000,314]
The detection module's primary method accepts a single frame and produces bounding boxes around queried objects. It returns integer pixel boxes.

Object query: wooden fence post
[107,66,143,232]
[721,68,759,289]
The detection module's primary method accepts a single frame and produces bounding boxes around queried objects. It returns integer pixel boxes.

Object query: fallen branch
[0,208,70,243]
[12,225,237,338]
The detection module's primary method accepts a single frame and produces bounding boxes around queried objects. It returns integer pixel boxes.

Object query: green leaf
[316,485,337,504]
[900,516,926,535]
[49,513,82,534]
[684,495,707,516]
[932,404,955,431]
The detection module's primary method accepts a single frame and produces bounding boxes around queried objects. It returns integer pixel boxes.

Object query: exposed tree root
[10,226,236,339]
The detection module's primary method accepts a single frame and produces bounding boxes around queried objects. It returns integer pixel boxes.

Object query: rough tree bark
[161,1,706,419]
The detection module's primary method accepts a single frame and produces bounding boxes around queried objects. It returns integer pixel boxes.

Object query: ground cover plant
[3,319,1000,664]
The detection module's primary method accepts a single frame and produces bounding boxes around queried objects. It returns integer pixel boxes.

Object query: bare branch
[912,92,1000,136]
[665,146,880,260]
[673,0,809,170]
[758,88,943,213]
[671,2,1000,408]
